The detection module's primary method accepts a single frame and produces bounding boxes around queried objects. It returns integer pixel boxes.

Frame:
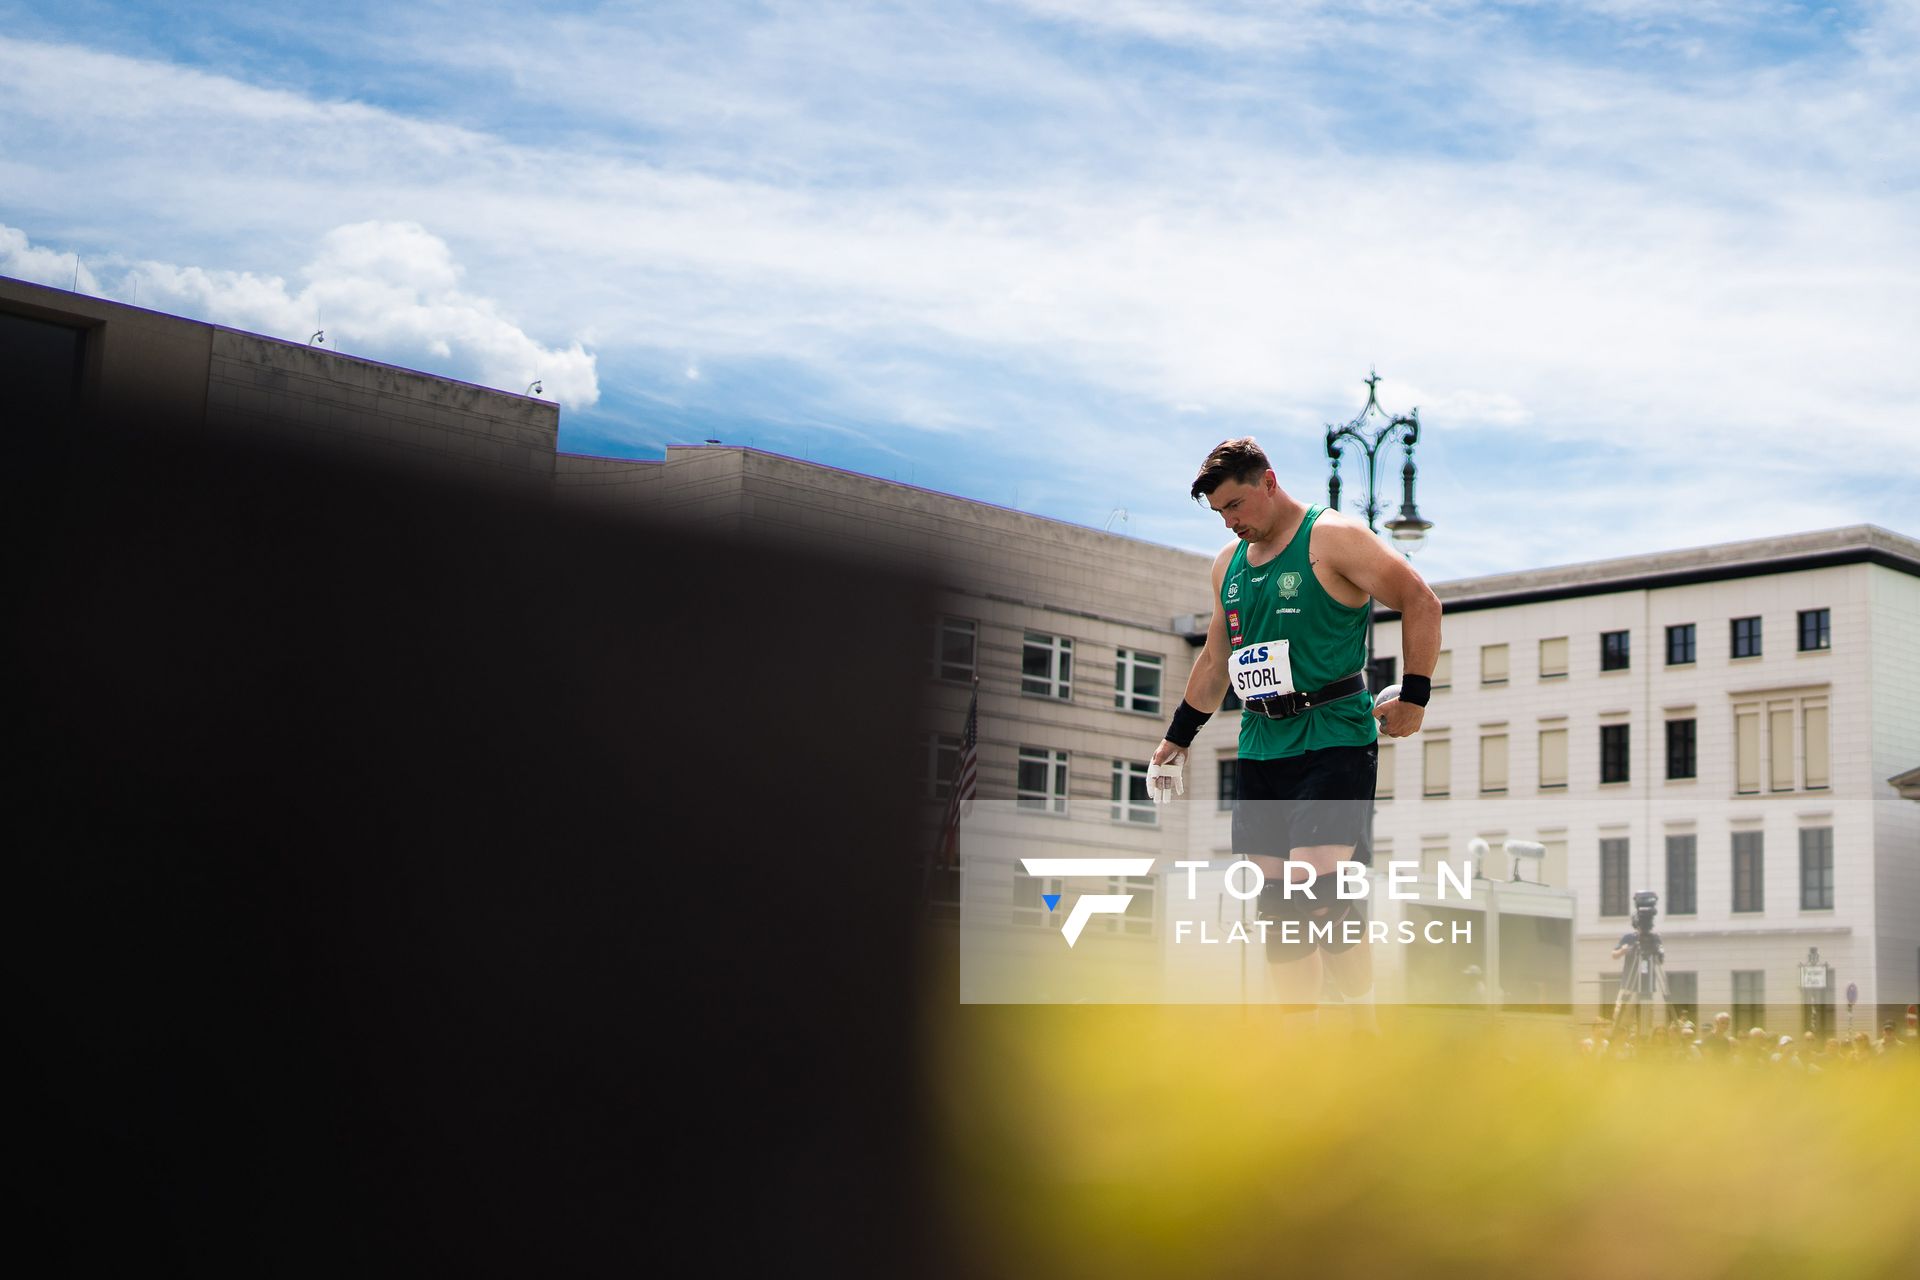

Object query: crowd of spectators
[1579,1005,1918,1067]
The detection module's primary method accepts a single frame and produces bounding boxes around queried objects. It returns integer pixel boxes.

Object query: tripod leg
[1649,954,1670,1029]
[1610,987,1636,1040]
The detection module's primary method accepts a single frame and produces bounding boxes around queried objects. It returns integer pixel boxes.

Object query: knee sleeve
[1257,882,1368,959]
[1315,893,1368,955]
[1258,881,1329,961]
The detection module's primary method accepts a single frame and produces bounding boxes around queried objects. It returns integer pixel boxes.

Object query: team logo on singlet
[1278,571,1302,598]
[1226,580,1240,601]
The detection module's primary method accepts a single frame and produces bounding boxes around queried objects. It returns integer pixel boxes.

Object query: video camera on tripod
[1629,890,1660,944]
[1611,890,1668,1034]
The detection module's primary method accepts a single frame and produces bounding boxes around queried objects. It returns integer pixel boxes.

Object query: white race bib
[1230,639,1295,702]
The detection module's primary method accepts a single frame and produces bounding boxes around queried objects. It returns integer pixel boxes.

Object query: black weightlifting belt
[1241,672,1369,720]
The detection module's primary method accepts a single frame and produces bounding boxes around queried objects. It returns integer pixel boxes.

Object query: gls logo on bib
[1231,639,1294,700]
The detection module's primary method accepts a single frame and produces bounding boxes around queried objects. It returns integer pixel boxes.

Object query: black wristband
[1399,674,1432,707]
[1165,699,1213,748]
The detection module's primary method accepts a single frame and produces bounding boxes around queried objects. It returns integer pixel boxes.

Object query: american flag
[936,682,979,868]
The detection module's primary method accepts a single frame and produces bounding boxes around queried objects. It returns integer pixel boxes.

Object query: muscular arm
[1149,544,1236,768]
[1182,544,1236,713]
[1319,519,1443,737]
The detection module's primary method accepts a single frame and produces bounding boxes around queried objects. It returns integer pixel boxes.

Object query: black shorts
[1230,742,1377,866]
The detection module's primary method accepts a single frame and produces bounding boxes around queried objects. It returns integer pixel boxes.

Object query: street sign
[1801,965,1828,990]
[1846,982,1858,1009]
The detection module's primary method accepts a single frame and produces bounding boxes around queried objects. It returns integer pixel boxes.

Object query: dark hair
[1190,437,1270,501]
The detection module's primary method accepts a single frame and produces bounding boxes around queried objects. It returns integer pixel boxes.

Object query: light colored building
[1370,526,1920,1032]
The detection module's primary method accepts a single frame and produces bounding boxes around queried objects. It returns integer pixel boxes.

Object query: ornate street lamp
[1325,368,1433,688]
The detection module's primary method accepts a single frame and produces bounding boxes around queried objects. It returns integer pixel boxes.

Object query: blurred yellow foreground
[928,1005,1919,1279]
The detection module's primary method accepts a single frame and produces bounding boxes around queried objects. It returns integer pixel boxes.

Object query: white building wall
[1372,552,1905,1026]
[1869,565,1920,1015]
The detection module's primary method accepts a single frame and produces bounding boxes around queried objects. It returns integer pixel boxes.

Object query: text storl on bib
[1230,638,1295,702]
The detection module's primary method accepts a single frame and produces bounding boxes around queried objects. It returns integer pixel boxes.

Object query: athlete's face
[1206,474,1277,541]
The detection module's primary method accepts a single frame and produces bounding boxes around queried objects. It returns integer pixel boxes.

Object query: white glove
[1147,757,1185,805]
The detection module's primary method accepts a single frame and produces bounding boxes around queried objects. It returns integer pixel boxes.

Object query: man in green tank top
[1148,437,1442,1006]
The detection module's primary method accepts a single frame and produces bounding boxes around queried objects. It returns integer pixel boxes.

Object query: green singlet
[1221,504,1377,760]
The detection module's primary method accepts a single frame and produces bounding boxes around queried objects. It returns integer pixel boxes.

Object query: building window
[1665,718,1696,780]
[1735,695,1828,794]
[1481,644,1509,686]
[1011,870,1064,929]
[1666,623,1696,666]
[1732,970,1765,1034]
[2,310,88,417]
[1538,727,1568,790]
[1601,630,1630,671]
[1666,834,1697,914]
[1598,973,1621,1019]
[1797,609,1830,652]
[1538,636,1568,680]
[930,616,977,683]
[1600,838,1629,917]
[1732,832,1764,913]
[1423,738,1451,798]
[1110,760,1156,825]
[1022,632,1073,700]
[1769,702,1794,792]
[1731,616,1762,659]
[1480,733,1508,795]
[1804,702,1829,789]
[1113,648,1164,714]
[1799,827,1834,910]
[1600,724,1630,784]
[1104,874,1156,937]
[1735,707,1761,794]
[1431,650,1452,691]
[1666,971,1698,1024]
[1016,747,1069,814]
[922,734,960,801]
[1368,654,1398,694]
[1217,758,1239,812]
[1377,743,1395,800]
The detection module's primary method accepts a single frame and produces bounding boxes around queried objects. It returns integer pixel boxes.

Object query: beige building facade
[1371,528,1920,1030]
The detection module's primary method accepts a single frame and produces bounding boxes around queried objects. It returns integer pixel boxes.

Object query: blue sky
[3,1,1916,580]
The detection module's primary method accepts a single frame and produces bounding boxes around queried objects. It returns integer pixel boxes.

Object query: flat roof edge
[1375,545,1920,621]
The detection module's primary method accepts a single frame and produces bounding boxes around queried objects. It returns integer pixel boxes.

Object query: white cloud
[0,224,104,293]
[1,5,1916,574]
[1,219,599,407]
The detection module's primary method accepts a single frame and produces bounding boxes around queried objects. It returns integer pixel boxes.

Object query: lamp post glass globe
[1384,509,1432,554]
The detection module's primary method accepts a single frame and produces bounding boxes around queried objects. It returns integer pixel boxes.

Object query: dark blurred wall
[7,407,943,1276]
